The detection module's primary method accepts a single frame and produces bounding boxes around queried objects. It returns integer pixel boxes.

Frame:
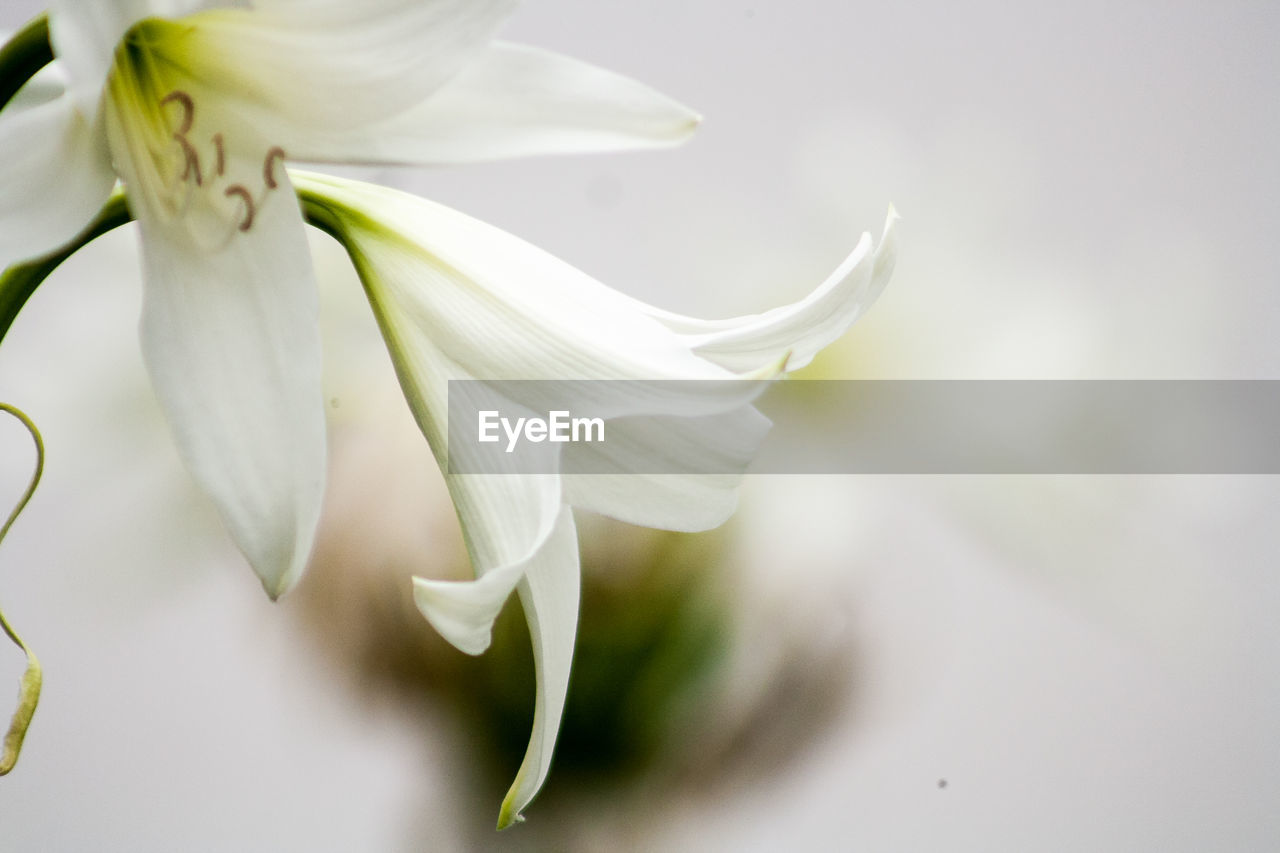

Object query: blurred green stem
[0,15,52,113]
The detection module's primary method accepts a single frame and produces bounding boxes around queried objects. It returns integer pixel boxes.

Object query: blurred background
[2,0,1279,849]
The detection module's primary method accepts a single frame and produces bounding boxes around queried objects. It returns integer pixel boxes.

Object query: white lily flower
[293,170,898,827]
[0,1,899,828]
[0,0,701,598]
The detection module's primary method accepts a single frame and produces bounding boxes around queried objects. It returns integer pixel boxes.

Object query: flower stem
[0,402,45,775]
[0,182,365,353]
[0,15,53,114]
[0,191,132,352]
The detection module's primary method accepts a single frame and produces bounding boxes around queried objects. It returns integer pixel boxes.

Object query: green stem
[0,402,45,775]
[297,192,347,244]
[0,15,53,113]
[0,192,133,352]
[0,187,361,353]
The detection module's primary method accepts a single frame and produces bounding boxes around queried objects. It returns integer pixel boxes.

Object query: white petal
[48,0,206,119]
[565,473,742,531]
[303,172,788,526]
[368,271,578,822]
[652,208,900,373]
[8,63,71,112]
[0,90,114,266]
[561,404,773,531]
[125,164,327,598]
[360,196,577,824]
[296,172,738,384]
[299,174,895,388]
[307,174,750,827]
[251,0,506,26]
[498,506,580,830]
[299,174,895,826]
[356,222,568,644]
[412,561,524,656]
[428,472,561,665]
[301,171,799,532]
[164,0,518,134]
[278,43,701,164]
[355,249,566,565]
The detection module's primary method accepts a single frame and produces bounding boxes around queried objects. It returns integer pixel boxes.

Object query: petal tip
[252,542,311,602]
[743,348,793,380]
[496,802,526,831]
[260,568,296,602]
[676,110,703,142]
[412,573,520,656]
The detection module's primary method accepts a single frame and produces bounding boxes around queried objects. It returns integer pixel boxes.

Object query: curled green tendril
[0,403,45,775]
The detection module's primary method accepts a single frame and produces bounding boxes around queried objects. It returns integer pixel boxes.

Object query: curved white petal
[302,171,780,523]
[651,208,900,373]
[8,62,71,112]
[162,0,517,134]
[48,0,207,119]
[561,403,772,531]
[867,207,901,306]
[413,560,524,656]
[297,172,738,384]
[298,173,898,827]
[114,118,328,597]
[304,174,750,828]
[277,43,700,164]
[564,472,743,531]
[499,506,580,830]
[355,237,578,823]
[356,248,566,568]
[251,0,505,26]
[0,90,114,266]
[355,215,569,649]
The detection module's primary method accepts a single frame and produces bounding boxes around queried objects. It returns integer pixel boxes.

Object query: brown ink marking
[225,185,256,232]
[160,90,202,186]
[262,147,286,190]
[213,133,226,178]
[160,91,195,135]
